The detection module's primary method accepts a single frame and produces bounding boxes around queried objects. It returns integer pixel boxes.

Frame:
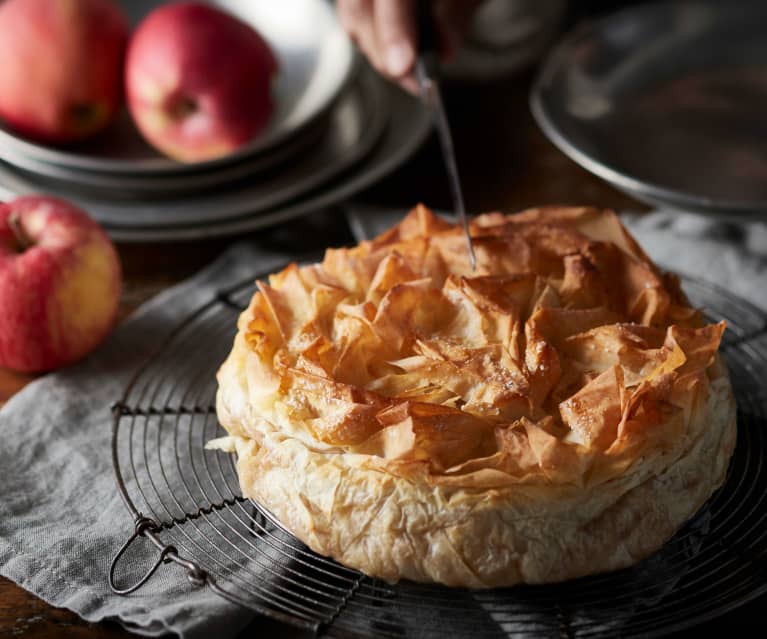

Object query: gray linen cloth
[0,243,292,638]
[0,207,764,638]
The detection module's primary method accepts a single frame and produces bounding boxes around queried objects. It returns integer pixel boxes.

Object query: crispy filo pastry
[213,205,736,587]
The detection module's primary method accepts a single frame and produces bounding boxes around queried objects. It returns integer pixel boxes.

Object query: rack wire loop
[109,514,208,595]
[109,514,166,595]
[108,267,767,637]
[165,551,208,587]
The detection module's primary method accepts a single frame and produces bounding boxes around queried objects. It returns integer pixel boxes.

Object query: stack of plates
[0,0,431,242]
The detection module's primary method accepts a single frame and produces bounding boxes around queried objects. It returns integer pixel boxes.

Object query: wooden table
[0,71,760,638]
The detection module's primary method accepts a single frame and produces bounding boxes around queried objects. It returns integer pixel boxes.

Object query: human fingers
[338,0,386,73]
[373,0,417,78]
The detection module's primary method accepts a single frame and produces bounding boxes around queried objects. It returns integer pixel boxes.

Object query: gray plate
[531,0,767,217]
[0,0,354,176]
[0,68,388,227]
[5,119,325,195]
[63,76,429,242]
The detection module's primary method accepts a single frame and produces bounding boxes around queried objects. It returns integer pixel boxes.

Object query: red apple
[0,0,129,143]
[125,2,278,162]
[0,196,122,373]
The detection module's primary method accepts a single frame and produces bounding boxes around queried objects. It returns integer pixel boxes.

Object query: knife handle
[416,0,440,75]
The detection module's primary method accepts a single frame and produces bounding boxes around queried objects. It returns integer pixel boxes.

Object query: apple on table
[0,197,122,374]
[125,2,278,162]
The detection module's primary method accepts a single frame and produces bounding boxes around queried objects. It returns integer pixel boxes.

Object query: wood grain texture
[0,577,131,638]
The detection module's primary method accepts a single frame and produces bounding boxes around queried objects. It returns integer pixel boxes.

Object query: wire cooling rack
[109,267,767,638]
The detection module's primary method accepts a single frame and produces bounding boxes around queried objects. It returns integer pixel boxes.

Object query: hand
[337,0,482,92]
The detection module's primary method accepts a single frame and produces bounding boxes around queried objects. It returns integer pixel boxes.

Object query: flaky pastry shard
[214,205,736,587]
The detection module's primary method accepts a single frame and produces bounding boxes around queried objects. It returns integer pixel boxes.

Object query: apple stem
[7,211,33,251]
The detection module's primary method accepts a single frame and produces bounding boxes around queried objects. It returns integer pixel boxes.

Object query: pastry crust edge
[216,352,737,588]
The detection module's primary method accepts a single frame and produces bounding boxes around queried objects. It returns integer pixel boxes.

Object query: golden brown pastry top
[234,205,725,489]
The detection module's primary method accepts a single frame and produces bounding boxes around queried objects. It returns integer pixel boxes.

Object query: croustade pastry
[212,205,736,588]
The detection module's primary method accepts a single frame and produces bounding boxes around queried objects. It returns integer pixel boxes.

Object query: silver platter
[0,0,354,176]
[531,0,767,218]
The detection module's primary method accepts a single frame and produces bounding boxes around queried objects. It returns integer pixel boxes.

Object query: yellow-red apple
[0,0,129,143]
[125,2,278,162]
[0,196,122,373]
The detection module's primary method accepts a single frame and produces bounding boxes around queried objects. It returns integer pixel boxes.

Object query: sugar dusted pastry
[212,205,736,587]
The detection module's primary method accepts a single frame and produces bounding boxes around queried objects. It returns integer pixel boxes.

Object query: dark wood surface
[0,70,760,638]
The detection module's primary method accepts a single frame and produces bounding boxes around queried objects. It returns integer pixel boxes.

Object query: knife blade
[414,3,477,270]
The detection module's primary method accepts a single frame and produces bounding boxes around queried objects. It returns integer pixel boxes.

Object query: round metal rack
[109,267,767,638]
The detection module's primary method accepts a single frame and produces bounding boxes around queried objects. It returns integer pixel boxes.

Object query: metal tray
[531,0,767,218]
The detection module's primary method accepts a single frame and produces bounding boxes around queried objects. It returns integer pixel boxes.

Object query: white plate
[0,0,354,175]
[0,67,388,227]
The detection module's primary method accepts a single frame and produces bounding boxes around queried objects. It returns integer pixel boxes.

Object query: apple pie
[212,205,736,587]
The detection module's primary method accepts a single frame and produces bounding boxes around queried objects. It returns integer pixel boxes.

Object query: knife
[414,1,477,270]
